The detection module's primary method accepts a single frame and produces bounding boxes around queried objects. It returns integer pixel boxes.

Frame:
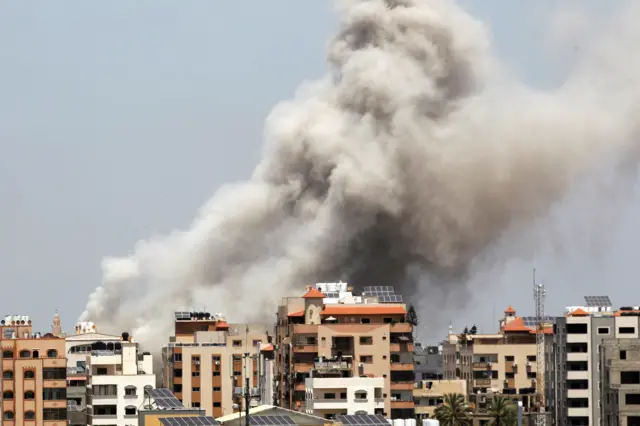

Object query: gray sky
[0,1,637,337]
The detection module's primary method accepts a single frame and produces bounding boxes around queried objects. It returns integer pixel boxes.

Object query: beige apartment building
[413,379,466,420]
[162,312,274,418]
[443,306,552,418]
[1,314,67,426]
[274,285,415,419]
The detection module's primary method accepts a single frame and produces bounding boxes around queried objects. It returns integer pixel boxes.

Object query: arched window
[19,350,30,358]
[124,406,137,416]
[24,411,35,420]
[124,385,137,396]
[32,350,39,358]
[3,411,14,420]
[24,370,35,379]
[2,350,13,359]
[24,391,35,400]
[2,391,13,400]
[47,349,58,358]
[2,370,13,379]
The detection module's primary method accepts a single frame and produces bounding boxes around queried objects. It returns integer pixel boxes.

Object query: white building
[85,332,156,426]
[305,376,385,417]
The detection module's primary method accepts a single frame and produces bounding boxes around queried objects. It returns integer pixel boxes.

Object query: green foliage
[487,395,518,426]
[434,393,472,426]
[406,304,419,326]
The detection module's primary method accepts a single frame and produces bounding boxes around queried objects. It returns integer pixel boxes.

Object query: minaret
[52,310,63,337]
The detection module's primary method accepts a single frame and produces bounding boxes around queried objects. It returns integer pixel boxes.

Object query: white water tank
[393,419,405,426]
[424,420,440,426]
[406,419,416,426]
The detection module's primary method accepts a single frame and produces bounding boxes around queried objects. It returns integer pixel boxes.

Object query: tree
[470,325,478,335]
[463,326,469,335]
[434,393,472,426]
[487,395,517,426]
[406,304,419,327]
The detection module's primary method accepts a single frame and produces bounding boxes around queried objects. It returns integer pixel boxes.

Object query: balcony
[475,379,491,387]
[293,363,314,373]
[473,362,491,370]
[390,362,414,371]
[390,323,412,333]
[390,381,413,390]
[314,359,352,371]
[293,344,318,353]
[391,400,415,409]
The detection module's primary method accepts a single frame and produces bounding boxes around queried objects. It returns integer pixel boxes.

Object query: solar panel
[160,417,219,426]
[147,388,186,409]
[521,316,555,327]
[249,416,296,426]
[584,296,612,307]
[324,292,339,298]
[175,311,191,320]
[335,415,388,426]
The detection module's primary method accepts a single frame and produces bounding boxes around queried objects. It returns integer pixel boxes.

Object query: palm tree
[434,393,472,426]
[487,395,517,426]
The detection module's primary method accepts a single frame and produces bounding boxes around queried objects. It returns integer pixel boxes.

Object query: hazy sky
[0,0,636,338]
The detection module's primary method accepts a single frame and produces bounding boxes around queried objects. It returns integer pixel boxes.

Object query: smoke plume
[82,0,640,347]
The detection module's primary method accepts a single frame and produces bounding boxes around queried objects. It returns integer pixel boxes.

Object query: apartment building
[413,379,466,420]
[65,321,123,425]
[414,343,443,382]
[85,332,156,426]
[274,283,415,419]
[0,314,67,426]
[161,311,274,418]
[548,296,640,426]
[442,306,552,420]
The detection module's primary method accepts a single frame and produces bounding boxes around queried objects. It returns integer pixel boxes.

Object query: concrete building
[65,321,123,425]
[0,314,67,426]
[216,405,328,426]
[274,283,415,419]
[413,379,466,420]
[548,297,640,426]
[85,331,156,426]
[304,375,384,416]
[161,311,274,418]
[413,343,443,382]
[442,306,552,419]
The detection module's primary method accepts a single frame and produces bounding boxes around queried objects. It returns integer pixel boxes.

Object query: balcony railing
[314,360,352,370]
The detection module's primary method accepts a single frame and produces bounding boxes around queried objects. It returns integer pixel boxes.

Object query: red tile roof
[288,310,305,317]
[302,288,325,299]
[504,305,516,314]
[502,317,531,332]
[321,305,406,316]
[569,308,590,317]
[216,321,229,329]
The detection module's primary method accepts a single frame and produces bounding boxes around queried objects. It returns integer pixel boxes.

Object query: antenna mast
[533,269,547,426]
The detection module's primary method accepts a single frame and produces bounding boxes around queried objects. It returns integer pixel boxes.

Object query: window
[3,370,13,379]
[125,386,137,396]
[192,402,201,408]
[193,387,200,392]
[43,408,66,420]
[19,350,30,358]
[125,406,137,415]
[233,340,242,347]
[47,349,58,358]
[173,384,182,393]
[566,323,588,334]
[24,391,35,399]
[214,402,221,407]
[43,368,66,380]
[360,336,373,345]
[174,369,182,377]
[24,411,35,420]
[527,355,537,362]
[2,350,13,359]
[622,371,640,385]
[43,388,66,400]
[355,390,368,400]
[96,367,108,375]
[32,350,39,358]
[597,327,610,335]
[3,391,13,399]
[173,353,182,362]
[505,356,515,361]
[213,387,221,392]
[619,327,636,335]
[360,355,373,363]
[621,350,627,360]
[192,371,200,377]
[3,411,14,420]
[192,356,200,363]
[361,318,371,324]
[24,370,35,379]
[626,394,640,405]
[213,371,220,376]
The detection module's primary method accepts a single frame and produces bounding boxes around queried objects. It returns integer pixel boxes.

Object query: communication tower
[533,270,547,426]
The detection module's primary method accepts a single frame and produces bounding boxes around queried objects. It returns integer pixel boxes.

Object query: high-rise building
[0,314,67,425]
[442,306,552,423]
[274,282,415,420]
[84,331,156,426]
[547,296,640,426]
[162,312,274,418]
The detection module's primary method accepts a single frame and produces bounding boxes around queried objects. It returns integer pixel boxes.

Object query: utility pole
[533,270,547,426]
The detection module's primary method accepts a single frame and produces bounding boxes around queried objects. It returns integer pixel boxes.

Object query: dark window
[214,402,221,407]
[192,402,201,408]
[233,340,242,347]
[2,351,13,359]
[567,343,588,353]
[192,371,200,377]
[3,411,14,420]
[213,387,221,392]
[125,406,136,415]
[96,367,108,375]
[43,408,66,421]
[19,350,30,358]
[527,355,537,362]
[626,394,640,405]
[622,371,640,385]
[620,327,636,335]
[566,323,588,334]
[193,387,200,392]
[125,386,137,396]
[32,350,39,358]
[43,388,66,400]
[42,368,66,380]
[24,391,35,399]
[361,318,371,324]
[621,350,628,360]
[360,336,373,345]
[213,371,220,376]
[2,370,13,379]
[173,384,182,393]
[360,355,373,363]
[597,327,609,335]
[2,391,13,399]
[24,370,35,379]
[24,411,35,420]
[173,353,182,362]
[505,356,515,361]
[47,349,58,358]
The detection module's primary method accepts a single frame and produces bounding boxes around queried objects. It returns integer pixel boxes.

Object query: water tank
[406,419,416,426]
[425,420,440,426]
[393,419,405,426]
[121,332,130,341]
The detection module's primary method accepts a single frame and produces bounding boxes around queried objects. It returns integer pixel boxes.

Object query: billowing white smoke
[82,0,640,348]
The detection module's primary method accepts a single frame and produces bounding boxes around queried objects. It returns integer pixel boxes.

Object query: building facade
[413,379,466,420]
[274,283,415,419]
[413,343,443,382]
[85,332,156,426]
[304,376,384,416]
[0,314,67,426]
[162,312,274,418]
